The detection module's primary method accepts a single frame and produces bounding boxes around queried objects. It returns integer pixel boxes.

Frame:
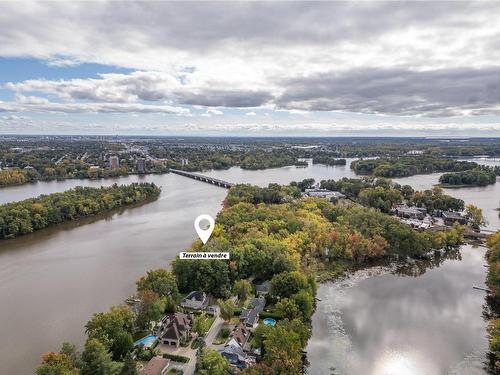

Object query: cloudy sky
[1,1,500,136]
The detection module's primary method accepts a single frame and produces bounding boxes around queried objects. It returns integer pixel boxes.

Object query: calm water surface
[0,160,496,374]
[307,244,489,375]
[0,174,227,374]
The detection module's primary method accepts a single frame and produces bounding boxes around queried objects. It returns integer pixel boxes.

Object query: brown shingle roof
[140,357,169,375]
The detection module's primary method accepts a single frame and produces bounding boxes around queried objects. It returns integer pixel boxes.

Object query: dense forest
[439,167,497,186]
[37,182,465,375]
[0,183,161,239]
[351,156,478,177]
[320,177,464,212]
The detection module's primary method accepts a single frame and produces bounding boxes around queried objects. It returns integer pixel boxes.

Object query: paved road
[182,314,224,375]
[205,316,224,347]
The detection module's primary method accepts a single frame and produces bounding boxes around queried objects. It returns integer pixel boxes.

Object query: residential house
[220,339,248,369]
[240,297,266,328]
[231,323,251,347]
[392,204,426,220]
[140,357,169,375]
[442,211,468,225]
[303,188,346,200]
[155,312,191,347]
[180,291,208,310]
[254,280,270,297]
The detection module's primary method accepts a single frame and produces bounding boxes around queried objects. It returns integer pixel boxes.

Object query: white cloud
[206,108,223,115]
[0,1,500,132]
[0,99,190,115]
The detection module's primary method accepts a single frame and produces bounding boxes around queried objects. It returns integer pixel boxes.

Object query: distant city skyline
[1,2,500,136]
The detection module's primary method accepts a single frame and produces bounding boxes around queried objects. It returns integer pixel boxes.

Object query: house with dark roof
[240,297,266,328]
[140,356,169,375]
[231,323,251,347]
[392,204,426,220]
[154,312,191,347]
[442,211,468,225]
[254,280,270,297]
[180,291,208,310]
[220,339,248,369]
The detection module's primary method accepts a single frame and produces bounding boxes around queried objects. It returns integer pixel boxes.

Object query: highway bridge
[169,169,234,189]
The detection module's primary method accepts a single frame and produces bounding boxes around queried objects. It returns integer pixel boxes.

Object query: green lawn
[194,314,216,335]
[212,327,230,345]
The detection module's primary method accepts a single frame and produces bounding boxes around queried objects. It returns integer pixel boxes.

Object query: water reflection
[307,245,489,375]
[393,248,462,278]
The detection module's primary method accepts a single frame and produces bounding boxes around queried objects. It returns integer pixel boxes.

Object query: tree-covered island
[439,166,498,187]
[0,183,161,239]
[351,156,478,178]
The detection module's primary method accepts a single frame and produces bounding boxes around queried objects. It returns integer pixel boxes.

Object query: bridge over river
[169,169,234,189]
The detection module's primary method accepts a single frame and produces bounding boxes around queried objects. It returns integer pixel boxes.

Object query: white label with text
[180,252,229,260]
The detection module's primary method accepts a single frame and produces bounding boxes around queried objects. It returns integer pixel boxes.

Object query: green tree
[275,298,302,321]
[233,279,252,301]
[196,348,230,375]
[278,319,310,347]
[269,271,309,299]
[85,305,135,360]
[119,352,138,375]
[172,258,231,298]
[217,299,235,322]
[112,331,134,361]
[252,323,274,349]
[81,339,114,375]
[136,269,179,300]
[291,290,314,320]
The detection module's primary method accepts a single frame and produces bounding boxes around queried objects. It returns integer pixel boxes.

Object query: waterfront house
[180,291,208,310]
[392,204,426,220]
[155,312,191,347]
[442,211,468,225]
[140,357,169,375]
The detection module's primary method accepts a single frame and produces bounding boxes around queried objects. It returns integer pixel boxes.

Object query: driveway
[205,315,224,348]
[160,312,224,375]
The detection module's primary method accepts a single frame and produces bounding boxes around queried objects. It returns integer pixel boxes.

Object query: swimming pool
[134,334,157,347]
[263,318,276,326]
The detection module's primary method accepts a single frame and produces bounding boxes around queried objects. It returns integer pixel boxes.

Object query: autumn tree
[135,290,166,330]
[263,325,302,375]
[464,204,486,231]
[36,352,79,375]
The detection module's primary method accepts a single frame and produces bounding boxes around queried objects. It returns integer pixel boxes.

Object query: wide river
[0,158,498,374]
